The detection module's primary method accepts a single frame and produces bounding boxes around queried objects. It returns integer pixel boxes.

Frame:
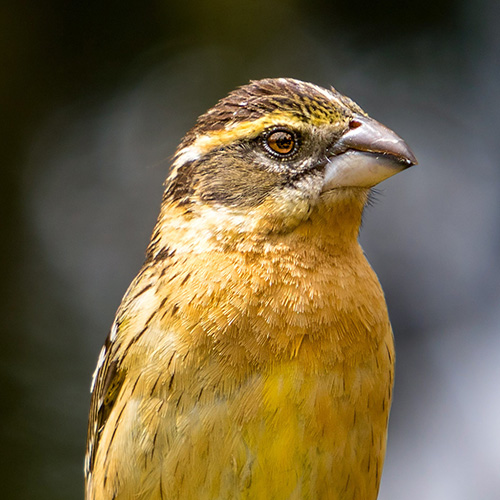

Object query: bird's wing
[85,323,125,481]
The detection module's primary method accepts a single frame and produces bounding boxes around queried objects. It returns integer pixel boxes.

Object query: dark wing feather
[84,326,126,482]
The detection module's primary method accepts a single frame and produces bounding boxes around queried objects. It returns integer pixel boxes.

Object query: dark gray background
[2,1,499,498]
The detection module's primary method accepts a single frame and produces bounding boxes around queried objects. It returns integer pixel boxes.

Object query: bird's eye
[263,129,297,157]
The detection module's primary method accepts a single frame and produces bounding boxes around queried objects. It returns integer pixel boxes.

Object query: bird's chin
[322,150,412,192]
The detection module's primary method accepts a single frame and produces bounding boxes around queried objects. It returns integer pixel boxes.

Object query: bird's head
[159,78,416,244]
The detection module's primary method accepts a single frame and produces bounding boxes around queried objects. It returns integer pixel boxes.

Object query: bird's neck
[152,188,369,255]
[134,189,387,374]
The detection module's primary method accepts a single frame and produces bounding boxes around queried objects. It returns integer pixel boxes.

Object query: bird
[85,77,416,500]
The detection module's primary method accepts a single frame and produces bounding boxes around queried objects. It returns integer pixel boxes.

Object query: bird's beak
[322,114,417,191]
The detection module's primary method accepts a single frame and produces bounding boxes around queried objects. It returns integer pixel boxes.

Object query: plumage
[85,78,416,500]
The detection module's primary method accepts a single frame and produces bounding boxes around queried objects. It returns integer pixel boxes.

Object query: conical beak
[322,114,417,191]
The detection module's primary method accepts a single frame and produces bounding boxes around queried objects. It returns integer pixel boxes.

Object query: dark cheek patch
[198,158,282,208]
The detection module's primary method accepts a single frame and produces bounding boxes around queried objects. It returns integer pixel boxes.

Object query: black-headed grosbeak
[85,78,416,500]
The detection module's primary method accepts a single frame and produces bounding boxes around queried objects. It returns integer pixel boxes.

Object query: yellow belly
[238,361,391,500]
[102,344,392,500]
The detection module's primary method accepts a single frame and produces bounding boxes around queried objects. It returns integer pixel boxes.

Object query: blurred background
[1,0,499,498]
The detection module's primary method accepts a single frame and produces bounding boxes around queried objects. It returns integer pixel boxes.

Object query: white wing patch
[90,344,107,393]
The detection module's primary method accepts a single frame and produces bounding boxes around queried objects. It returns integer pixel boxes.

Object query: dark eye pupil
[276,136,291,149]
[266,131,295,155]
